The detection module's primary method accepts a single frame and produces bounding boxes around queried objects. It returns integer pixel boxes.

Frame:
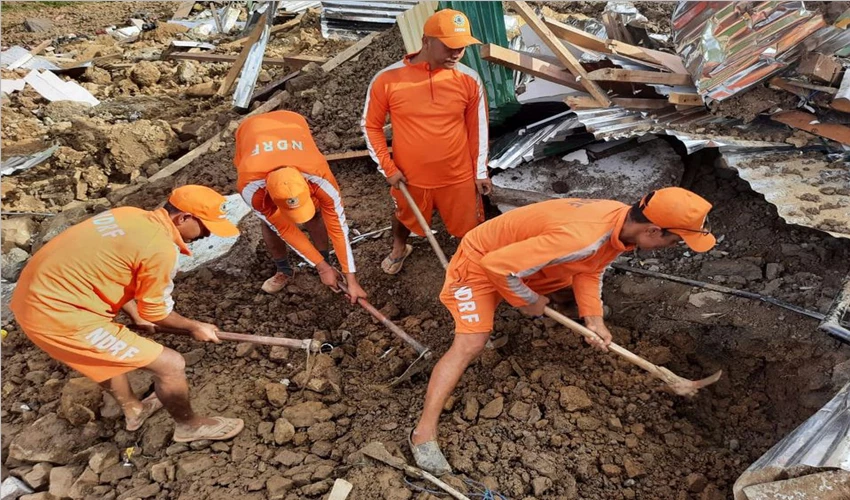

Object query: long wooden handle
[543,307,664,376]
[399,183,449,268]
[135,325,320,351]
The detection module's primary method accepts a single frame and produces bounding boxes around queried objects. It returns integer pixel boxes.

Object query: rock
[532,476,552,496]
[765,262,782,280]
[33,205,88,251]
[48,466,82,498]
[104,119,179,176]
[68,467,98,499]
[2,216,37,252]
[22,462,52,489]
[235,342,255,357]
[20,493,54,500]
[508,401,531,421]
[559,386,592,411]
[479,396,504,419]
[150,461,174,483]
[175,61,196,84]
[100,394,122,420]
[832,358,850,386]
[24,18,53,32]
[688,291,725,308]
[601,464,621,477]
[9,413,96,464]
[257,421,274,442]
[273,449,305,467]
[117,482,160,499]
[623,458,645,479]
[2,477,34,499]
[182,348,205,366]
[87,443,119,474]
[462,394,479,422]
[311,101,324,117]
[576,416,601,431]
[2,248,30,282]
[82,66,112,85]
[176,454,214,479]
[282,401,331,428]
[266,475,293,499]
[98,463,132,484]
[268,346,289,361]
[307,422,336,442]
[523,452,557,478]
[686,472,708,492]
[264,383,288,407]
[273,418,295,445]
[130,61,161,87]
[701,260,762,281]
[185,81,218,97]
[165,443,188,456]
[43,102,92,123]
[140,424,171,454]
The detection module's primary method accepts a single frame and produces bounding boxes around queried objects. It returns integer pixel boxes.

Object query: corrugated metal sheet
[321,1,418,39]
[397,1,439,53]
[439,1,519,125]
[279,1,321,13]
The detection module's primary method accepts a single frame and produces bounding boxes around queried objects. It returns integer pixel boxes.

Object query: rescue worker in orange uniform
[11,186,245,443]
[408,187,717,475]
[235,110,367,301]
[362,9,492,275]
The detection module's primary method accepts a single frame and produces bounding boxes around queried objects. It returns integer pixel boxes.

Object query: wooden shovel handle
[134,325,320,351]
[398,182,449,268]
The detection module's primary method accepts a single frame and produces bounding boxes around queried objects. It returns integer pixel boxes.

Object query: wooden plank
[250,70,300,102]
[167,52,326,68]
[172,2,195,20]
[480,44,582,91]
[543,18,608,53]
[508,1,611,106]
[772,110,850,146]
[321,31,379,73]
[222,15,303,49]
[217,12,267,97]
[327,479,353,500]
[325,148,391,162]
[586,68,692,86]
[798,53,842,85]
[566,95,669,110]
[29,40,51,56]
[770,77,838,95]
[668,92,703,106]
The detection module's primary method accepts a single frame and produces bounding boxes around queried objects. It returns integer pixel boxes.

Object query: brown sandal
[381,244,413,275]
[126,394,163,432]
[173,416,245,443]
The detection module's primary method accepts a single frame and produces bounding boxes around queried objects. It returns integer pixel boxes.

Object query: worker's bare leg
[389,216,412,260]
[142,347,216,428]
[100,373,143,418]
[261,223,289,261]
[412,332,490,445]
[304,213,330,255]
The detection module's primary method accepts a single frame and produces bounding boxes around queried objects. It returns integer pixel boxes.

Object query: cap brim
[440,35,481,49]
[201,217,240,238]
[675,231,716,253]
[284,202,316,225]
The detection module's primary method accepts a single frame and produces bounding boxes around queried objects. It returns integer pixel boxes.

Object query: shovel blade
[661,368,723,397]
[388,349,431,388]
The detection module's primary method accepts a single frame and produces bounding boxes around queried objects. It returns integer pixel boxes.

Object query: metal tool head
[658,367,723,397]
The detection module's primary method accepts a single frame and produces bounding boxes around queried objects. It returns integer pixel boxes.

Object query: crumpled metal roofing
[320,1,418,38]
[671,1,850,102]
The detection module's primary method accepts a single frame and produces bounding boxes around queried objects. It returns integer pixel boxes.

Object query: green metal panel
[439,1,519,125]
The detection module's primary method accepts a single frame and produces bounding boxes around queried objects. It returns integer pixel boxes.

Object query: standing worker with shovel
[409,188,718,475]
[362,8,492,275]
[235,110,367,302]
[10,186,245,443]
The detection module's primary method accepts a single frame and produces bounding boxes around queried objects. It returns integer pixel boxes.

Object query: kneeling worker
[11,186,245,442]
[235,110,367,302]
[410,187,717,475]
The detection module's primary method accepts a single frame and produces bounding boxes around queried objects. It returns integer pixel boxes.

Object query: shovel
[132,325,325,353]
[336,280,433,387]
[400,182,722,396]
[360,442,471,500]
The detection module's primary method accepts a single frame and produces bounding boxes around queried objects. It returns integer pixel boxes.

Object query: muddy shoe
[173,417,245,443]
[261,272,289,294]
[126,393,163,432]
[408,429,451,476]
[381,244,413,275]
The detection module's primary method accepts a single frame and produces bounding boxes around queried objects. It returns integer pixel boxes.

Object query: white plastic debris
[23,70,99,106]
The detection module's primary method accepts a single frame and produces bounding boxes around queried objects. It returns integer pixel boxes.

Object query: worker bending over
[409,187,717,475]
[11,186,245,443]
[236,110,367,301]
[362,9,492,275]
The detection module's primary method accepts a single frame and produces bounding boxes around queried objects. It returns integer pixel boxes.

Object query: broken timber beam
[217,11,268,97]
[321,31,379,73]
[566,95,669,110]
[325,148,392,162]
[481,44,582,91]
[222,14,303,49]
[543,17,609,53]
[586,68,692,86]
[771,110,850,146]
[668,92,703,106]
[509,1,611,106]
[167,52,326,68]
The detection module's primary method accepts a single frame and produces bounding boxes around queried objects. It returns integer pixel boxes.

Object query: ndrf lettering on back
[91,211,126,238]
[250,139,304,156]
[85,327,140,360]
[453,286,479,323]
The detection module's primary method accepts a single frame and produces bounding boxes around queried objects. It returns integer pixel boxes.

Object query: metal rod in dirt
[133,325,321,351]
[611,263,825,321]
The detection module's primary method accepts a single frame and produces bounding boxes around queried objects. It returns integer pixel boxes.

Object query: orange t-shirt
[362,54,489,189]
[458,199,634,317]
[11,207,191,335]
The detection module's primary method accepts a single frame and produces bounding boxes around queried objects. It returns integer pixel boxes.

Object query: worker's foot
[261,272,289,294]
[381,244,413,275]
[125,393,163,432]
[408,429,451,476]
[173,416,244,443]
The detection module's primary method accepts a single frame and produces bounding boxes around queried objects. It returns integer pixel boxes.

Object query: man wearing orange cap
[362,8,492,275]
[409,187,716,475]
[11,185,245,443]
[235,110,367,301]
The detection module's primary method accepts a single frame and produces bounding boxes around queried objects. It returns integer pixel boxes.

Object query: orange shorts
[20,321,163,383]
[390,180,483,238]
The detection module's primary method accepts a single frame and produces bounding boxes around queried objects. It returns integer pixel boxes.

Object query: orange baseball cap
[168,185,240,238]
[423,9,481,49]
[266,167,315,224]
[639,187,716,253]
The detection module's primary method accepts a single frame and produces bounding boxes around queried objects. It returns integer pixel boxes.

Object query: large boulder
[9,413,97,464]
[59,377,102,426]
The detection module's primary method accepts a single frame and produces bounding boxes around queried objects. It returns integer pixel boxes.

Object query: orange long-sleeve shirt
[459,199,634,317]
[11,207,190,334]
[235,111,356,273]
[361,54,488,189]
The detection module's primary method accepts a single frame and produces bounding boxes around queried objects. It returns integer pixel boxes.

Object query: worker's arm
[361,73,403,184]
[573,270,611,351]
[264,206,325,268]
[463,71,490,188]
